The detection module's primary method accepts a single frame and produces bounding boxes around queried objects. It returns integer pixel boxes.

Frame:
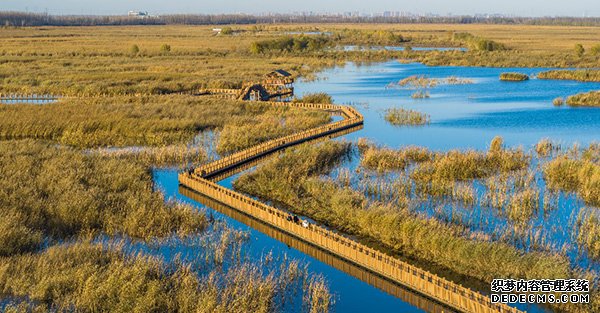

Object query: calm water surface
[152,61,600,313]
[295,61,600,150]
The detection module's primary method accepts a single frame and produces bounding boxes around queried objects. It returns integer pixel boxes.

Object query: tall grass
[0,240,331,313]
[538,69,600,82]
[566,91,600,107]
[0,140,207,255]
[1,25,599,99]
[294,92,334,104]
[216,108,330,155]
[500,72,529,81]
[384,108,430,126]
[575,211,600,260]
[411,137,529,183]
[360,144,432,172]
[535,138,555,157]
[0,96,329,150]
[0,140,333,311]
[234,141,573,281]
[94,144,206,168]
[544,153,600,207]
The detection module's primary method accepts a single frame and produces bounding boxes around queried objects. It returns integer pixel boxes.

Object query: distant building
[128,11,149,18]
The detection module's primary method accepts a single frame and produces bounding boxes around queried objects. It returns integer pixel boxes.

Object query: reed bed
[0,239,331,313]
[387,75,472,100]
[499,72,529,81]
[0,140,333,311]
[234,140,599,312]
[544,152,600,207]
[535,138,556,157]
[0,140,207,254]
[2,25,600,99]
[94,144,206,168]
[235,142,575,282]
[566,91,600,107]
[411,91,430,99]
[360,144,432,172]
[411,137,529,183]
[216,109,331,155]
[576,211,600,260]
[0,95,329,151]
[384,108,430,126]
[293,92,334,104]
[538,69,600,82]
[390,75,474,89]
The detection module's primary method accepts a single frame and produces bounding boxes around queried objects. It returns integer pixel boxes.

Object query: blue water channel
[153,61,600,313]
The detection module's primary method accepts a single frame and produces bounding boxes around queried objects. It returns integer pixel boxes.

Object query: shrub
[160,43,171,54]
[249,35,331,54]
[574,44,585,57]
[452,32,506,51]
[535,138,554,157]
[129,44,140,55]
[411,90,430,99]
[221,26,233,35]
[474,39,506,51]
[553,97,564,106]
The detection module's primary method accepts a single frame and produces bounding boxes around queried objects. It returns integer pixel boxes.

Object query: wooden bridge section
[180,186,457,313]
[0,94,60,103]
[179,99,522,313]
[198,70,295,101]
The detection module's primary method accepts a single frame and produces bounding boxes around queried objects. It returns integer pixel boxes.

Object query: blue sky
[2,0,599,17]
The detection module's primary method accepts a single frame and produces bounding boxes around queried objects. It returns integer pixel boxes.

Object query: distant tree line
[2,11,600,27]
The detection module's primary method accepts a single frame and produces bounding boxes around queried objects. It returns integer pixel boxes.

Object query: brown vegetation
[544,150,600,207]
[500,72,529,81]
[538,70,600,82]
[384,108,430,126]
[566,91,600,107]
[0,96,329,151]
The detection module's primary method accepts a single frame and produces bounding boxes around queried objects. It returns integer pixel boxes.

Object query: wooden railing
[180,186,455,313]
[179,100,522,313]
[0,94,60,103]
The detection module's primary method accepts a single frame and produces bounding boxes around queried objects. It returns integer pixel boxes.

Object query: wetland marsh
[2,23,600,312]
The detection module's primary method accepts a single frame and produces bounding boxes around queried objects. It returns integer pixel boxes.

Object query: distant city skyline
[2,0,600,17]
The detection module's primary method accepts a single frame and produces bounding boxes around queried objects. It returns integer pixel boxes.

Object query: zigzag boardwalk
[179,100,522,313]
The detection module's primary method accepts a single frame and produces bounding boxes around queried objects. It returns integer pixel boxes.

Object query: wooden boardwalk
[0,94,60,103]
[179,100,522,313]
[180,186,457,313]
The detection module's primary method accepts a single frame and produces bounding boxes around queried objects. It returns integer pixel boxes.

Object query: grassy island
[566,91,600,107]
[384,108,430,126]
[500,72,529,81]
[538,70,600,82]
